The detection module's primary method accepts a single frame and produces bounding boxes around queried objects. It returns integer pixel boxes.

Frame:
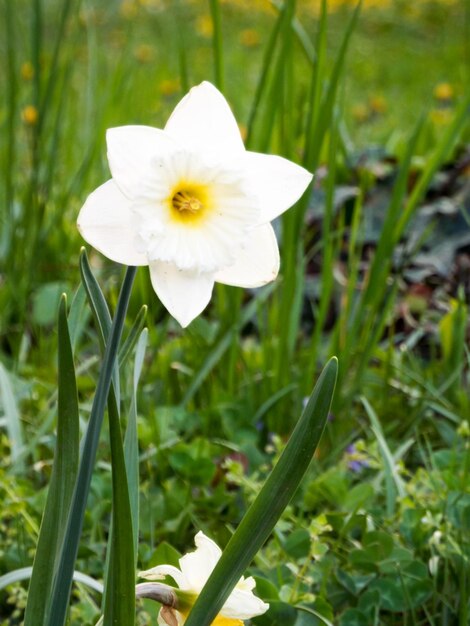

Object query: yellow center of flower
[211,618,243,626]
[169,182,211,225]
[172,190,203,214]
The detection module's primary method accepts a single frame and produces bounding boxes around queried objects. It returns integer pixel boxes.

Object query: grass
[1,0,470,624]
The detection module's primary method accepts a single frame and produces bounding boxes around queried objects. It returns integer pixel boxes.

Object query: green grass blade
[184,357,338,626]
[3,0,16,229]
[47,266,136,626]
[394,92,470,239]
[303,0,328,167]
[103,388,135,625]
[0,363,24,470]
[24,295,79,626]
[361,396,406,516]
[125,328,148,561]
[306,110,341,384]
[305,0,361,172]
[251,383,297,425]
[39,0,75,123]
[1,568,103,595]
[209,0,224,90]
[78,249,138,622]
[358,115,425,314]
[255,0,296,154]
[181,284,276,406]
[295,605,334,626]
[119,305,148,367]
[245,0,293,147]
[67,283,90,350]
[79,248,119,402]
[171,0,189,92]
[79,248,112,349]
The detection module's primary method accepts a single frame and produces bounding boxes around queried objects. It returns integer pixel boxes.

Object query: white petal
[237,576,256,592]
[77,180,148,266]
[107,126,178,199]
[149,262,214,327]
[138,564,189,589]
[242,151,313,223]
[221,587,269,619]
[142,151,257,273]
[178,532,222,593]
[215,224,280,288]
[164,82,245,158]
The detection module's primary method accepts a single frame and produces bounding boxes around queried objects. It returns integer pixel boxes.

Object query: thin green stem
[209,0,223,90]
[47,265,137,626]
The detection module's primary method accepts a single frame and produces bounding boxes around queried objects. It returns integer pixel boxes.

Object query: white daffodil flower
[78,81,312,327]
[138,531,269,625]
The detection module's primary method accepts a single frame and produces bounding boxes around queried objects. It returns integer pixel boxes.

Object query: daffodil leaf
[184,357,338,626]
[103,383,135,626]
[79,248,119,402]
[119,304,148,368]
[24,295,79,626]
[78,250,137,624]
[47,264,136,626]
[125,328,148,560]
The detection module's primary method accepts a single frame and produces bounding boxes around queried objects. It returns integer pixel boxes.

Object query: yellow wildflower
[196,15,213,38]
[369,94,387,114]
[351,103,369,123]
[160,79,180,97]
[22,105,39,126]
[120,0,138,19]
[21,62,34,81]
[239,29,260,47]
[134,44,154,63]
[433,83,454,101]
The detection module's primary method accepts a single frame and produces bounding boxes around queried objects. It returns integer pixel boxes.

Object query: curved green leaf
[47,263,136,626]
[185,357,338,626]
[24,295,79,625]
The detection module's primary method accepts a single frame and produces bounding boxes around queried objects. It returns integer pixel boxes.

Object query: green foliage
[185,358,338,626]
[24,296,79,625]
[1,0,470,624]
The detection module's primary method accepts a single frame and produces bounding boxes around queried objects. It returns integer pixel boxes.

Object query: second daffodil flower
[78,81,312,327]
[138,531,269,625]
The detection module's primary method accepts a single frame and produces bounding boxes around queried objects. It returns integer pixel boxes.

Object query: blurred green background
[1,1,470,624]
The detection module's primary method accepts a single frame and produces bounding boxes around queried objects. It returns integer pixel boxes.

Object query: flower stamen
[172,190,203,214]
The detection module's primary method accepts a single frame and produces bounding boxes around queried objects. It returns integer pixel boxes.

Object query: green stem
[209,0,223,89]
[47,266,137,626]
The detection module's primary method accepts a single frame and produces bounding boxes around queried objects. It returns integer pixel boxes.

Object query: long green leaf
[361,396,406,516]
[103,387,135,625]
[119,305,147,367]
[0,362,24,470]
[184,357,338,626]
[24,295,79,626]
[80,251,145,560]
[209,0,224,89]
[245,1,288,146]
[306,0,362,172]
[79,248,112,348]
[125,329,148,559]
[47,264,136,626]
[79,248,120,402]
[2,568,103,595]
[78,250,137,624]
[3,0,16,227]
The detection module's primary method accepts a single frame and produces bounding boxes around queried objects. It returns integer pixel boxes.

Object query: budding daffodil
[78,81,312,326]
[139,531,269,625]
